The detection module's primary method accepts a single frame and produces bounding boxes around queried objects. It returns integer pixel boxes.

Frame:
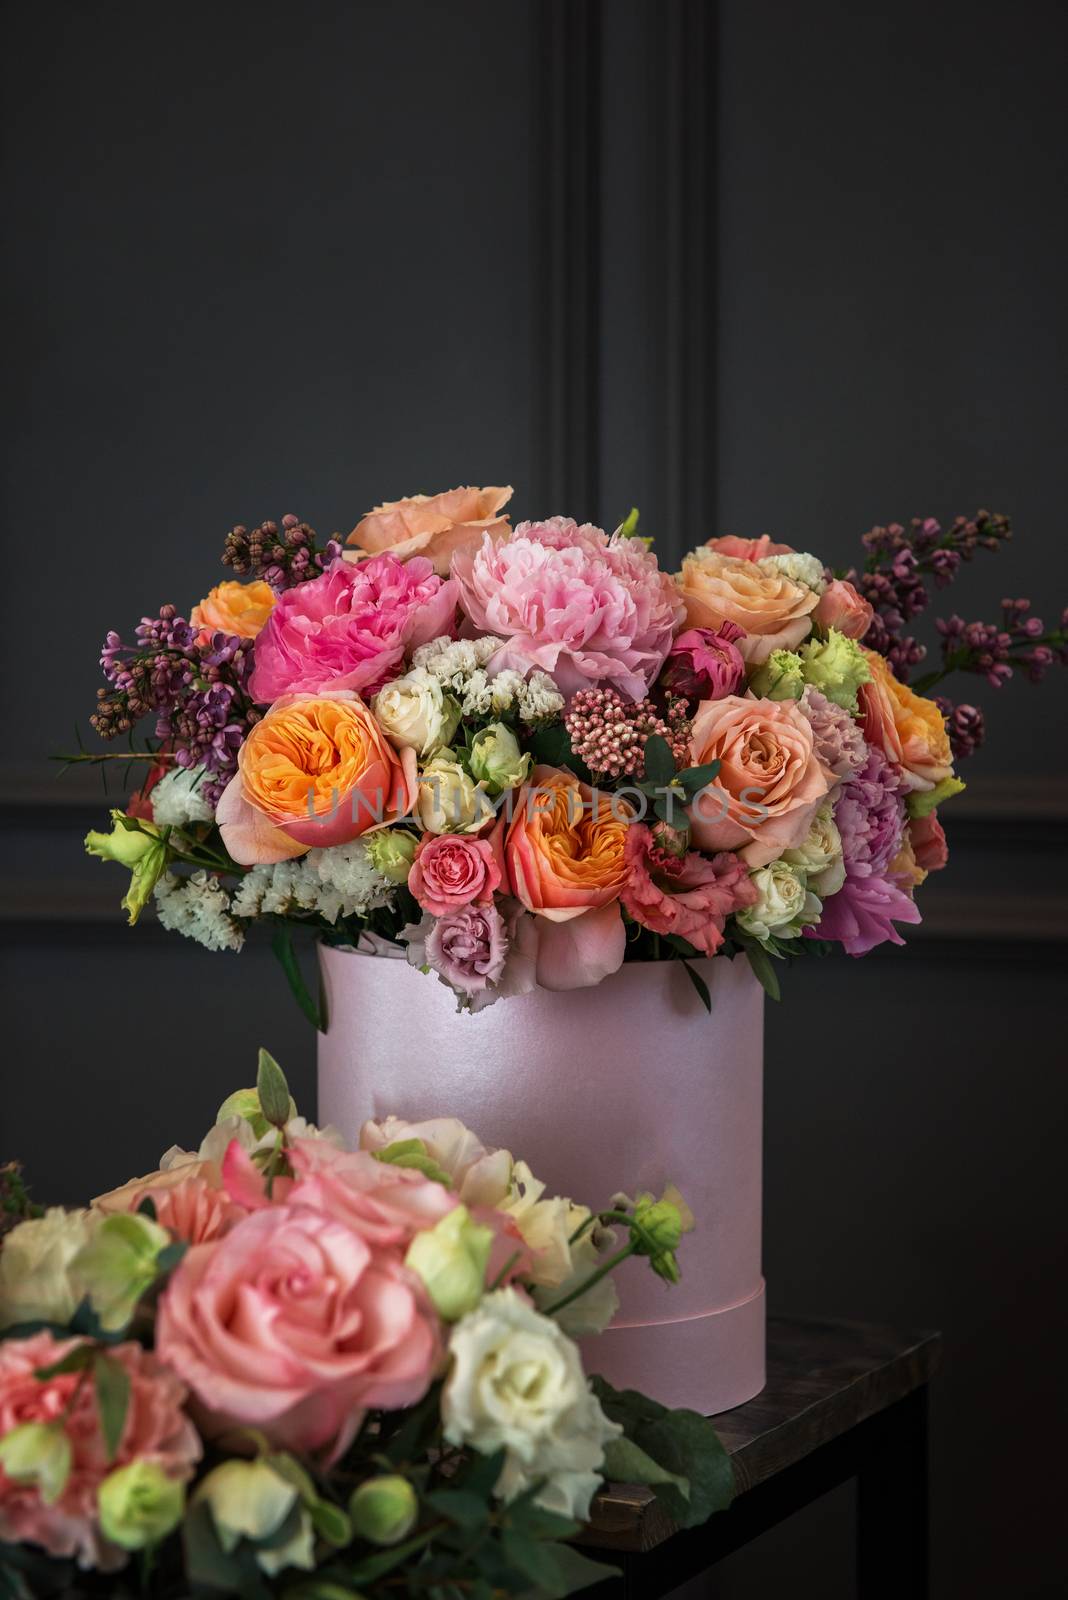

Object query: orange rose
[687,695,833,866]
[505,765,630,990]
[858,650,953,793]
[677,550,818,663]
[191,580,276,639]
[348,486,513,576]
[217,690,417,865]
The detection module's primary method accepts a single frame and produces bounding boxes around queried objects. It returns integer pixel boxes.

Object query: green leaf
[663,933,700,958]
[93,1353,130,1463]
[423,1488,490,1530]
[183,1498,272,1598]
[256,1046,292,1128]
[379,1383,443,1466]
[372,1140,452,1187]
[34,1346,95,1381]
[525,1542,621,1599]
[678,759,721,798]
[500,1530,564,1591]
[592,1378,733,1529]
[345,1528,435,1585]
[643,734,676,786]
[602,1436,690,1498]
[618,506,641,538]
[527,721,592,782]
[155,1239,188,1276]
[310,1499,352,1548]
[455,1445,507,1500]
[284,1583,368,1600]
[136,1195,158,1222]
[271,925,324,1031]
[680,960,712,1013]
[744,942,781,1002]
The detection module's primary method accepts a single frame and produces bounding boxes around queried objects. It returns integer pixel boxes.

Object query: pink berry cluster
[566,688,691,780]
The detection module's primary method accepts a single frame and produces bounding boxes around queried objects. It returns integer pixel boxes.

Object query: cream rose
[372,668,460,758]
[736,860,822,943]
[441,1288,621,1519]
[678,550,819,663]
[782,801,846,897]
[414,754,495,835]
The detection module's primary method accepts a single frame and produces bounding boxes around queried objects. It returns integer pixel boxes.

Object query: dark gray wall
[2,3,1066,1597]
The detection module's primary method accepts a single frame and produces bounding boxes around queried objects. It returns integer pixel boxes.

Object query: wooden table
[584,1316,941,1599]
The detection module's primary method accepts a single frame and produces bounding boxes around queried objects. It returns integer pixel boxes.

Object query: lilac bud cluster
[566,688,691,781]
[221,513,343,591]
[936,599,1068,689]
[933,698,986,761]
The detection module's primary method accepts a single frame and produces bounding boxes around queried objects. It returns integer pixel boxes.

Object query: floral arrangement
[75,487,1067,1013]
[0,1050,730,1596]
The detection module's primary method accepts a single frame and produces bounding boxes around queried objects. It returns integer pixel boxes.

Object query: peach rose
[910,810,948,874]
[705,534,795,561]
[191,580,275,639]
[858,650,953,793]
[94,1164,245,1245]
[677,550,819,663]
[813,579,873,640]
[348,486,513,575]
[505,765,630,989]
[217,690,417,865]
[688,695,834,866]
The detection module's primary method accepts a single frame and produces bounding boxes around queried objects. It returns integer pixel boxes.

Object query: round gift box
[317,944,766,1414]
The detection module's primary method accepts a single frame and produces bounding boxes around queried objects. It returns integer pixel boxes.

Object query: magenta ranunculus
[620,825,758,956]
[451,519,684,700]
[249,553,458,703]
[660,624,746,701]
[408,833,503,917]
[156,1205,440,1456]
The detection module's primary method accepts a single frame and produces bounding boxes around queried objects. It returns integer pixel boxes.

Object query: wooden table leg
[856,1387,930,1600]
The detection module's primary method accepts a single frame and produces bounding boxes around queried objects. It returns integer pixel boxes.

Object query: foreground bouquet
[0,1051,730,1596]
[75,488,1067,1012]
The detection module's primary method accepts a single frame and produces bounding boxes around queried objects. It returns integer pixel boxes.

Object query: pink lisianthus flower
[451,520,684,700]
[620,826,758,956]
[704,534,795,561]
[156,1205,440,1457]
[249,553,458,703]
[285,1138,459,1247]
[408,833,503,917]
[401,899,540,1011]
[660,624,747,701]
[0,1332,199,1572]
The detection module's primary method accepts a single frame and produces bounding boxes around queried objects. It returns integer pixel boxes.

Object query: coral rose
[688,695,834,865]
[409,833,503,917]
[677,550,819,663]
[216,690,417,865]
[250,554,457,703]
[191,580,275,640]
[505,765,630,989]
[704,534,795,561]
[0,1332,199,1571]
[94,1165,245,1245]
[620,826,758,955]
[858,649,954,793]
[813,578,873,640]
[156,1205,440,1456]
[348,486,513,575]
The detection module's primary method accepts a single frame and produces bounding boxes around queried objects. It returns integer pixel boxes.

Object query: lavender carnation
[811,745,920,955]
[798,688,867,778]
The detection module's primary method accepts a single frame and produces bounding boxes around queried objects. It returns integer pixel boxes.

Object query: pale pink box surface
[317,945,765,1414]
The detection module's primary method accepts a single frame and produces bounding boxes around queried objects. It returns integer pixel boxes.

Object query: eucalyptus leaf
[602,1436,690,1498]
[522,1541,621,1599]
[643,733,676,786]
[256,1047,292,1127]
[93,1353,131,1463]
[592,1377,733,1529]
[678,759,721,798]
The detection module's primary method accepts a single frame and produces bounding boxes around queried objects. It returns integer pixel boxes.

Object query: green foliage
[256,1047,292,1128]
[593,1377,734,1529]
[93,1352,131,1463]
[271,927,324,1031]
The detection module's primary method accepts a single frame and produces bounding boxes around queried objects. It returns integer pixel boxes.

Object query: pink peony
[704,534,795,561]
[285,1139,459,1247]
[660,624,747,701]
[249,553,458,703]
[0,1332,199,1571]
[620,826,758,956]
[156,1205,440,1457]
[408,833,503,917]
[451,519,684,700]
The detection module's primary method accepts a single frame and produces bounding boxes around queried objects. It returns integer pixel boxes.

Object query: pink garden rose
[620,826,758,956]
[285,1139,458,1247]
[95,1168,245,1245]
[451,519,684,700]
[157,1205,440,1456]
[0,1332,199,1571]
[249,553,457,703]
[813,578,874,639]
[704,534,795,561]
[408,833,503,917]
[348,486,513,575]
[660,624,747,701]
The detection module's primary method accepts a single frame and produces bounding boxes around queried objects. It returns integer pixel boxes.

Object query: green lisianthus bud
[349,1475,419,1546]
[404,1204,493,1322]
[70,1212,171,1331]
[798,628,871,713]
[0,1422,72,1505]
[749,649,805,701]
[84,812,168,925]
[631,1187,694,1284]
[468,723,532,795]
[98,1459,185,1550]
[364,830,418,885]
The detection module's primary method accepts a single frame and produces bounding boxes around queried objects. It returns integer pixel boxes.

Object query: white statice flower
[411,635,505,681]
[372,668,460,757]
[782,802,846,897]
[149,765,215,826]
[757,551,828,594]
[459,668,495,717]
[154,870,245,952]
[230,841,394,924]
[488,668,528,714]
[737,859,822,943]
[442,1288,622,1520]
[516,671,565,722]
[0,1208,102,1327]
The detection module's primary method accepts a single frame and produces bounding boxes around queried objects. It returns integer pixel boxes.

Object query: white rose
[736,860,822,943]
[442,1289,621,1519]
[414,755,495,835]
[0,1208,101,1328]
[782,803,846,898]
[373,669,460,757]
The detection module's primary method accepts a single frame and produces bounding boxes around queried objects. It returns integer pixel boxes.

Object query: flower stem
[541,1242,637,1317]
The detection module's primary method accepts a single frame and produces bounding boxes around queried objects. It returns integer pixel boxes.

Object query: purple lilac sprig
[221,513,343,591]
[92,605,260,804]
